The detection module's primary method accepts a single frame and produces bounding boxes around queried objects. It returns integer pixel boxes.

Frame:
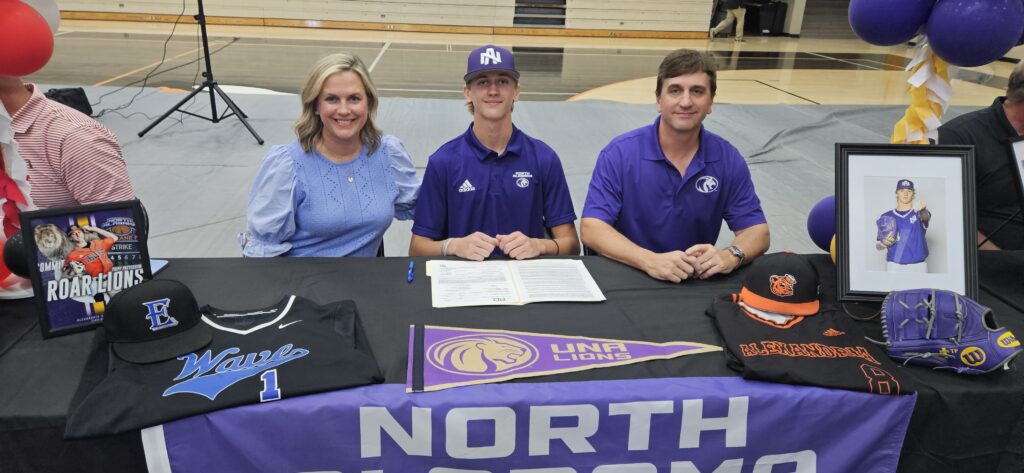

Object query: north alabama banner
[144,377,916,473]
[407,325,722,392]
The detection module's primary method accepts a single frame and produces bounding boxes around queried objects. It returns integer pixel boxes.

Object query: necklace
[316,139,358,183]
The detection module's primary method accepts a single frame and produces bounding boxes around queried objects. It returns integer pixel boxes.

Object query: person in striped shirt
[0,76,134,208]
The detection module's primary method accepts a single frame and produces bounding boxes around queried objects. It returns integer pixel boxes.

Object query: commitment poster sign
[407,325,722,392]
[146,378,916,473]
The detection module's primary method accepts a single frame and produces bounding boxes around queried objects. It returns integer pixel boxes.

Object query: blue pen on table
[407,260,415,283]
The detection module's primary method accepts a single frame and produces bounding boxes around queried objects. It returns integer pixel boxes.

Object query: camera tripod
[137,0,264,145]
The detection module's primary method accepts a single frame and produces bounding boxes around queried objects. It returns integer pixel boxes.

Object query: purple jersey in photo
[878,208,928,264]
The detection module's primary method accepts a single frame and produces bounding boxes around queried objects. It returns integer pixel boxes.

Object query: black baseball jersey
[66,296,383,439]
[707,295,911,395]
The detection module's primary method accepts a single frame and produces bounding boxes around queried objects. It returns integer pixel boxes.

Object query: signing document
[428,259,606,308]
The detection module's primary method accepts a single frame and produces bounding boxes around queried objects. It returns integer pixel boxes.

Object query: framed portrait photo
[19,200,153,338]
[835,144,977,302]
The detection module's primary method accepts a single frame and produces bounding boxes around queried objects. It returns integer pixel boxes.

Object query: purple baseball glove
[876,215,896,243]
[880,289,1022,374]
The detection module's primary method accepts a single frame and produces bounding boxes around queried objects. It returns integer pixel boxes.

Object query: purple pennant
[407,325,722,392]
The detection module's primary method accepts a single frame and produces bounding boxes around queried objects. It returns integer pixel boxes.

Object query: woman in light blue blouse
[240,53,419,257]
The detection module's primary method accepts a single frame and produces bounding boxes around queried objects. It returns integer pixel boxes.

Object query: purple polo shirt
[412,124,577,249]
[582,117,766,253]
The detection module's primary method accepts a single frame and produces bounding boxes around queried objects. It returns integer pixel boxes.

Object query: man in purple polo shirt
[581,49,769,282]
[409,45,579,260]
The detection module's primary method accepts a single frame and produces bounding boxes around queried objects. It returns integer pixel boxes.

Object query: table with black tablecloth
[1,253,1022,472]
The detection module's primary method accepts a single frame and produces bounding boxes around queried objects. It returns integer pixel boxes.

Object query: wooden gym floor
[26,19,1018,109]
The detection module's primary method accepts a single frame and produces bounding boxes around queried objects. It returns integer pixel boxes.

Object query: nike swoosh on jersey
[278,320,302,329]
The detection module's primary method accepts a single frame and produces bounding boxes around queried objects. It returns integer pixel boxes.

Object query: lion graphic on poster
[431,336,535,374]
[34,224,75,262]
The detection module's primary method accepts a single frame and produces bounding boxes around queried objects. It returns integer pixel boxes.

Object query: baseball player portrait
[875,178,931,272]
[63,224,118,278]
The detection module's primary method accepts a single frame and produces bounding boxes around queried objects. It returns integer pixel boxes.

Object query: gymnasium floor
[20,20,1019,258]
[29,20,1016,106]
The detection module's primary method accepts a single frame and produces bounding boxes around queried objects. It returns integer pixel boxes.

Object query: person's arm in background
[61,124,134,204]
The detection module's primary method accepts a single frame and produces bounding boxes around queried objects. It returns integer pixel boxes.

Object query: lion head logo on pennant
[427,334,538,375]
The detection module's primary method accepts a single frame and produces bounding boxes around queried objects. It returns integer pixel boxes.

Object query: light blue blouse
[240,135,419,257]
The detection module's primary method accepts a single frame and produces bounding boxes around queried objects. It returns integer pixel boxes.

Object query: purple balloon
[849,0,935,46]
[927,0,1024,67]
[807,195,835,252]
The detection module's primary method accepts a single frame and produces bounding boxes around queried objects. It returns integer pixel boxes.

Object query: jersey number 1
[260,369,282,402]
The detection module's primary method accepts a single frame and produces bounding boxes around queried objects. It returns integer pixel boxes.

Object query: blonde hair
[294,53,382,154]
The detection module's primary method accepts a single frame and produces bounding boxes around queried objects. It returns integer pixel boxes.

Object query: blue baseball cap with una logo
[896,179,914,191]
[104,279,212,364]
[464,44,520,83]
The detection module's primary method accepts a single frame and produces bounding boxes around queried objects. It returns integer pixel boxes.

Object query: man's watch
[727,245,746,267]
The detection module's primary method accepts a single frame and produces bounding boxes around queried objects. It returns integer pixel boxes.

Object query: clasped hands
[643,244,740,283]
[446,231,545,261]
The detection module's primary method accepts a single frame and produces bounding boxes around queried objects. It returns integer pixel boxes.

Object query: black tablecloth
[1,253,1022,472]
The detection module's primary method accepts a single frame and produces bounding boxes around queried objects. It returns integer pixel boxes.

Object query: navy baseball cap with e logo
[104,279,212,364]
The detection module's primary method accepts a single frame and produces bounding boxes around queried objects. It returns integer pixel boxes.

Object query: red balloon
[0,0,55,76]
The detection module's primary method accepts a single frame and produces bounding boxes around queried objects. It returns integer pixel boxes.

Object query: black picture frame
[835,143,977,302]
[1010,135,1024,216]
[19,199,153,338]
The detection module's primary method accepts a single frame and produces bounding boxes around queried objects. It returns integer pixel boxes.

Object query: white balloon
[22,0,60,35]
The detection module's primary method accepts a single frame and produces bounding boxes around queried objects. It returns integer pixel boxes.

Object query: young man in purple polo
[875,179,930,273]
[581,49,769,282]
[409,45,579,260]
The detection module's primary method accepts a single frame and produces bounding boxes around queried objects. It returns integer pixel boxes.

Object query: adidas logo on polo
[458,180,476,193]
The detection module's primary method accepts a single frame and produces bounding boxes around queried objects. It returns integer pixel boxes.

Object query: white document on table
[428,259,606,308]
